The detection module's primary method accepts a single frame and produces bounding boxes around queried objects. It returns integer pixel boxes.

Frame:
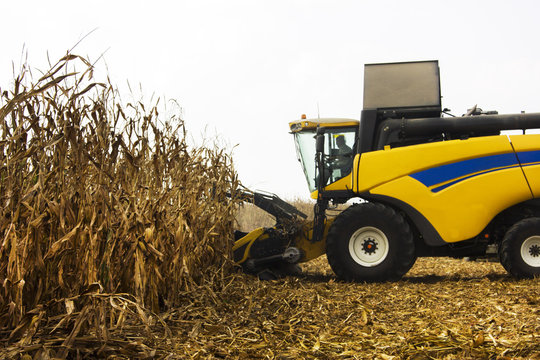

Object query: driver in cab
[332,135,353,177]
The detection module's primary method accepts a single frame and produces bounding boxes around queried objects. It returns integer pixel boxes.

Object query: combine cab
[234,60,540,281]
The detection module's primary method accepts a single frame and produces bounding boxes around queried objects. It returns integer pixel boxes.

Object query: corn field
[1,54,539,359]
[0,54,239,357]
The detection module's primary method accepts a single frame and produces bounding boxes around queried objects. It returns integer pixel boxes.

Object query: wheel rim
[348,226,389,267]
[521,236,540,267]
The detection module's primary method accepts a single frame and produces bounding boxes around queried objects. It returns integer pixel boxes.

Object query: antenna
[317,102,320,119]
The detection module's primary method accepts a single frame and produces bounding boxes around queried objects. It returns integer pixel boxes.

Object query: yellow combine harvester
[234,60,540,281]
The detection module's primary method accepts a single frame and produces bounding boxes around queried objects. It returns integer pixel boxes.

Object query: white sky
[2,0,540,199]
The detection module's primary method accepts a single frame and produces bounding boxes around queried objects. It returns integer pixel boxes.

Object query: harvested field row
[155,257,539,360]
[5,257,535,359]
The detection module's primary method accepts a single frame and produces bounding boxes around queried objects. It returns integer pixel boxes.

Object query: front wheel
[499,218,540,278]
[326,203,416,282]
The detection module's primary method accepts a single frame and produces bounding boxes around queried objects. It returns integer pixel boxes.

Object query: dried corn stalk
[0,53,240,346]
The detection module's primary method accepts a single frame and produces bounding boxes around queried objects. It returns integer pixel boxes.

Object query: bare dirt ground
[158,257,539,359]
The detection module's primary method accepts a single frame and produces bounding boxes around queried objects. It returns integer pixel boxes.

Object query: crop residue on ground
[157,257,539,360]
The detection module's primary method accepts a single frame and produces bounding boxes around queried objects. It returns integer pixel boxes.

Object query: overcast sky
[2,0,540,199]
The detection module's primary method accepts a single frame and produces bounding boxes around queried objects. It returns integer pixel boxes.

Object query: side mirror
[315,134,324,154]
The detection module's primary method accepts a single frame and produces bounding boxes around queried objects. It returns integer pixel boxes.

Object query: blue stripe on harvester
[516,150,540,165]
[429,165,521,192]
[410,152,518,188]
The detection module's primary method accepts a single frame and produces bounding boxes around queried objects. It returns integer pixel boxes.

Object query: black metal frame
[235,188,307,224]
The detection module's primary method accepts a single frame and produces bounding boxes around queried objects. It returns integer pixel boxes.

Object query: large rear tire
[326,202,416,282]
[499,217,540,278]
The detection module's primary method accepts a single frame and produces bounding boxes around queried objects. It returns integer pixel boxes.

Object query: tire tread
[499,217,540,278]
[326,202,416,282]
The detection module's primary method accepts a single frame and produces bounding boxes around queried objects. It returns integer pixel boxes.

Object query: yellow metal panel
[371,167,532,243]
[310,155,359,198]
[357,135,513,193]
[324,173,353,191]
[509,134,540,197]
[519,164,540,198]
[291,218,335,262]
[509,134,540,150]
[309,171,354,198]
[352,154,361,193]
